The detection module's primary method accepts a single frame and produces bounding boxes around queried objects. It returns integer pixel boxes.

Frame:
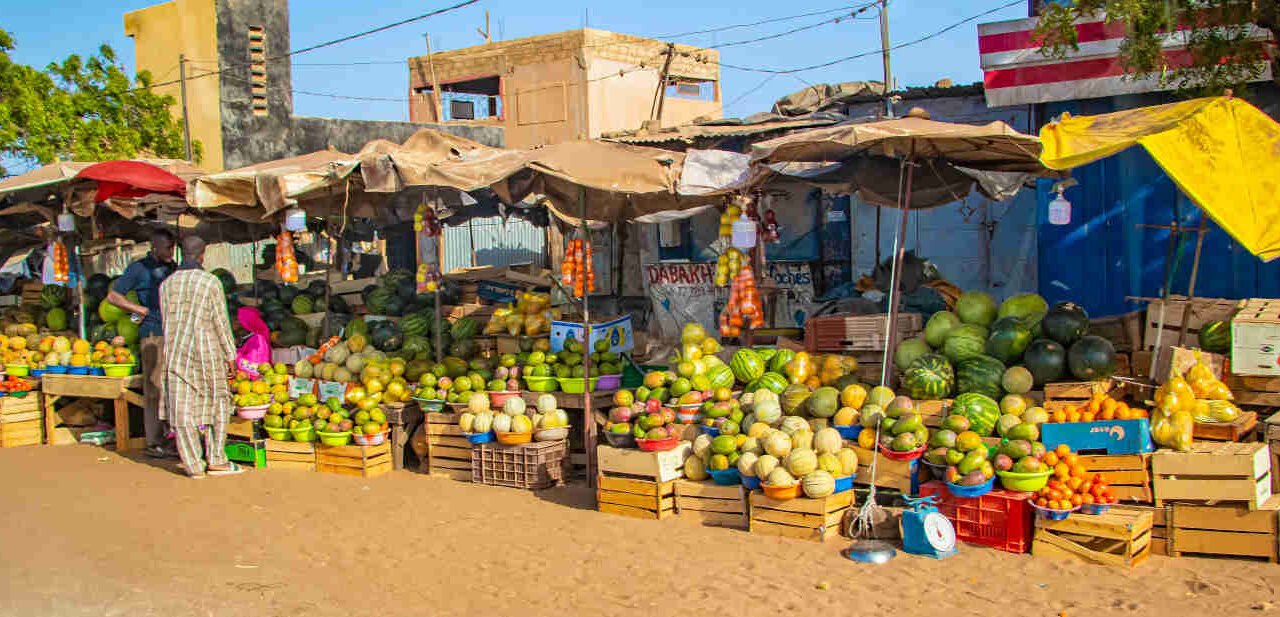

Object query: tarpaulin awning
[75,160,187,202]
[1039,96,1280,261]
[187,149,357,221]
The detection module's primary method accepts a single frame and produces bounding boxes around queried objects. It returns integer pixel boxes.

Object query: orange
[1133,408,1148,418]
[1044,452,1060,467]
[1035,497,1048,508]
[1070,494,1084,507]
[1066,477,1084,492]
[1052,410,1067,424]
[1070,465,1087,479]
[1081,411,1096,422]
[1088,399,1102,414]
[1067,410,1082,423]
[1054,463,1070,480]
[1099,408,1115,421]
[1115,407,1130,420]
[1082,494,1095,505]
[1055,444,1071,457]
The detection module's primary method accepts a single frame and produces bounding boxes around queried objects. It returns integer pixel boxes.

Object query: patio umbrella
[750,108,1051,382]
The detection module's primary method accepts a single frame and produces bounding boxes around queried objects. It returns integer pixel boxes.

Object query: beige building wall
[124,0,224,170]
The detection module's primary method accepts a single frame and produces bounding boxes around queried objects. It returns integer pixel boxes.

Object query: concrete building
[407,29,722,148]
[124,0,502,171]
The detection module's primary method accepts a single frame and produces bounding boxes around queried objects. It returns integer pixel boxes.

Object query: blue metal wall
[1037,91,1280,317]
[442,216,546,273]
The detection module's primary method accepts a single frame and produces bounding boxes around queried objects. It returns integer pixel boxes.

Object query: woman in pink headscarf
[235,306,272,378]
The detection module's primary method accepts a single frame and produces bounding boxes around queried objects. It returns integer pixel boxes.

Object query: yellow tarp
[1039,96,1280,261]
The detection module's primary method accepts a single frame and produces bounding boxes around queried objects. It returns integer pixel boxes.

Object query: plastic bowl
[558,377,600,394]
[707,468,742,486]
[602,431,637,448]
[595,374,621,391]
[997,469,1054,493]
[1032,503,1079,521]
[42,365,65,375]
[7,364,31,377]
[263,426,291,441]
[236,405,270,420]
[741,474,762,490]
[68,366,90,376]
[289,426,316,442]
[833,474,856,493]
[1079,502,1111,515]
[102,363,134,377]
[465,431,495,444]
[89,367,106,376]
[833,424,862,440]
[29,369,44,378]
[535,426,569,442]
[353,430,388,446]
[946,476,995,498]
[413,398,446,412]
[523,376,559,392]
[635,435,680,452]
[878,443,927,462]
[495,431,533,445]
[676,410,702,425]
[762,483,801,500]
[701,425,721,438]
[316,430,352,446]
[488,391,523,408]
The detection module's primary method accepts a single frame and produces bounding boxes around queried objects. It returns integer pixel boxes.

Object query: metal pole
[178,54,193,161]
[880,151,915,385]
[878,0,894,118]
[578,186,596,486]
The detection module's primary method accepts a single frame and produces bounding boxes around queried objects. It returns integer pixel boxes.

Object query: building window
[417,75,502,122]
[248,25,268,116]
[666,78,717,102]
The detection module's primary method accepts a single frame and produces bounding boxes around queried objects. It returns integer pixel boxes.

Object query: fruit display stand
[1152,442,1272,509]
[0,393,44,447]
[423,411,472,481]
[1167,497,1280,562]
[1031,507,1154,568]
[470,440,567,490]
[1078,454,1153,503]
[41,374,144,451]
[315,441,392,478]
[674,480,748,529]
[918,481,1034,553]
[595,444,688,520]
[1192,410,1259,442]
[850,445,919,494]
[265,439,316,471]
[224,417,266,469]
[1141,295,1237,355]
[522,390,613,481]
[747,490,853,542]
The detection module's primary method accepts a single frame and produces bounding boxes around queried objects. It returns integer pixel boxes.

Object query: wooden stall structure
[42,375,144,451]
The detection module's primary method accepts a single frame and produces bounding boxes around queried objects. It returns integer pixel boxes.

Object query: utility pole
[423,34,444,122]
[649,43,676,126]
[476,10,491,44]
[878,0,894,118]
[178,54,193,161]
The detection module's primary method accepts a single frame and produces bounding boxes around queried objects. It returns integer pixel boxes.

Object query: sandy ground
[1,446,1278,617]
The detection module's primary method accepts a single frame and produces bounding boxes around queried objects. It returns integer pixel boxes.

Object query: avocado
[1007,422,1040,442]
[929,429,958,449]
[889,433,919,452]
[957,450,986,475]
[892,413,924,435]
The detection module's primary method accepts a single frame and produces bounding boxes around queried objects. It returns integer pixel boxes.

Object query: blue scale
[900,495,957,559]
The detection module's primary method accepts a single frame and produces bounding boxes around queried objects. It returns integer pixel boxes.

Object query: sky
[1,0,1027,123]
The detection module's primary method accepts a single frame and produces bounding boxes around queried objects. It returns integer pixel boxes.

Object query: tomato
[1082,494,1095,505]
[1070,494,1083,507]
[1055,444,1071,457]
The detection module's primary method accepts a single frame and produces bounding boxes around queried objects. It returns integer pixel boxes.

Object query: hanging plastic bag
[235,307,272,378]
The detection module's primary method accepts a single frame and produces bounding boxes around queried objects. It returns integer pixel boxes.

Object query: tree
[1035,1,1279,96]
[0,28,199,177]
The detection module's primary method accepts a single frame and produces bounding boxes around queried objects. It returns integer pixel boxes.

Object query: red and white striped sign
[979,13,1272,108]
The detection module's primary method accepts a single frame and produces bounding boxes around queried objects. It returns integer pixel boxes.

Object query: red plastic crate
[918,481,1033,554]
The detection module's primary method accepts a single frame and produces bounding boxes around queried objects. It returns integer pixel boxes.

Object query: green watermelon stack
[901,353,954,399]
[750,372,789,394]
[956,355,1006,400]
[706,365,735,389]
[943,324,988,364]
[401,313,432,337]
[952,392,1001,436]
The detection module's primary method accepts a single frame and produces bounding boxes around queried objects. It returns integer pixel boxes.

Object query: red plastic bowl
[878,443,926,462]
[635,435,681,452]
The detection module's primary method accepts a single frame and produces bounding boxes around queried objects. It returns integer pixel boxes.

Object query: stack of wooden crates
[0,393,42,447]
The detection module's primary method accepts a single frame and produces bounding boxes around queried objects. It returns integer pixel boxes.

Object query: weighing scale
[900,495,957,559]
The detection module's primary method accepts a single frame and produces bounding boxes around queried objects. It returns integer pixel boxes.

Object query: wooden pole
[578,186,597,486]
[178,54,193,161]
[649,43,676,125]
[880,146,916,385]
[1174,218,1209,347]
[424,34,445,122]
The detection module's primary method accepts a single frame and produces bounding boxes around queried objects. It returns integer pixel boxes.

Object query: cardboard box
[1232,299,1280,376]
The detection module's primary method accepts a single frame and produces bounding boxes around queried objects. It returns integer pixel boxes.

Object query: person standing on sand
[159,236,242,478]
[106,228,177,459]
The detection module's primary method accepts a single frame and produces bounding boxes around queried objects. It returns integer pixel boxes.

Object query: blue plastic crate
[1039,418,1153,455]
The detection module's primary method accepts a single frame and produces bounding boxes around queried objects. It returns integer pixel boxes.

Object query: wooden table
[41,375,145,451]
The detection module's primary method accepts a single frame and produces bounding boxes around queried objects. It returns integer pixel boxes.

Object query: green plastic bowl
[558,377,600,394]
[523,376,559,392]
[102,363,135,377]
[5,364,29,377]
[316,430,352,446]
[288,426,316,442]
[263,425,291,441]
[997,469,1053,493]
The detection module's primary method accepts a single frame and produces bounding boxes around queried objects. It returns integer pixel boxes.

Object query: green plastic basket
[224,441,265,468]
[523,376,559,392]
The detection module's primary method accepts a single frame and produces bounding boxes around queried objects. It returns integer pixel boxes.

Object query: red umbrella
[74,160,187,202]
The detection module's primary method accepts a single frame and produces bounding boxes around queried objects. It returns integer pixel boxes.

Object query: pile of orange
[0,375,33,393]
[1033,445,1118,509]
[1049,394,1149,423]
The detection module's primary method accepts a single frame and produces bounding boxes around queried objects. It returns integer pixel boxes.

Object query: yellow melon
[69,353,89,367]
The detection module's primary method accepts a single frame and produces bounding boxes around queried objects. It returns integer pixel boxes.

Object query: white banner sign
[644,263,720,341]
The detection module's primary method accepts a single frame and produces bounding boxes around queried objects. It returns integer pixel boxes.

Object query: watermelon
[40,285,67,309]
[1067,335,1116,380]
[752,347,779,365]
[985,317,1032,364]
[902,353,954,400]
[1041,302,1089,347]
[1023,338,1067,386]
[402,314,431,337]
[753,372,789,395]
[730,349,766,383]
[371,322,405,352]
[952,392,1001,436]
[943,324,988,364]
[450,317,479,340]
[955,291,998,327]
[768,349,795,374]
[366,287,396,314]
[924,311,961,348]
[45,307,68,330]
[895,338,931,373]
[996,293,1049,328]
[706,365,735,390]
[1199,319,1231,353]
[956,355,1006,400]
[291,295,315,315]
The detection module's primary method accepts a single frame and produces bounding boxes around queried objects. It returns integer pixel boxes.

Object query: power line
[657,3,875,40]
[712,0,1022,74]
[708,2,877,50]
[723,74,778,112]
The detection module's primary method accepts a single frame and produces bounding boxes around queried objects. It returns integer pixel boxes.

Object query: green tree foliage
[0,28,199,176]
[1035,1,1279,96]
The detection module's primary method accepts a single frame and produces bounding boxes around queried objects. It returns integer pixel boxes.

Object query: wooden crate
[597,472,675,520]
[265,439,316,471]
[40,374,140,399]
[1113,504,1170,556]
[1169,498,1280,562]
[1142,295,1237,351]
[1032,507,1153,568]
[1225,375,1280,408]
[596,443,690,483]
[850,446,917,493]
[1153,442,1272,509]
[227,416,257,441]
[1231,298,1280,377]
[424,412,472,481]
[1079,454,1152,503]
[1043,379,1127,413]
[804,313,923,353]
[0,394,41,424]
[748,490,854,542]
[316,441,392,478]
[674,480,748,529]
[1091,310,1145,354]
[917,399,949,428]
[0,419,43,447]
[1193,411,1259,442]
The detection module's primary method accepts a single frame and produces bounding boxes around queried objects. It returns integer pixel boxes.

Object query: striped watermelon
[956,355,1006,400]
[751,371,789,395]
[768,349,795,373]
[943,324,988,364]
[706,365,735,390]
[952,392,1001,437]
[902,353,954,400]
[730,349,766,383]
[1199,319,1231,354]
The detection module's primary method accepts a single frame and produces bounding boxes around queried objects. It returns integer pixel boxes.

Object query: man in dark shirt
[106,229,177,458]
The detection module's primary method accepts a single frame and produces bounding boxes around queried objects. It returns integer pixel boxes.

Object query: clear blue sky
[2,0,1026,122]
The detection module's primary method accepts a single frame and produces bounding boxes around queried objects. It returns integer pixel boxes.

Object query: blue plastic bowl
[833,474,856,493]
[833,424,862,440]
[30,369,45,378]
[45,365,68,374]
[702,426,720,438]
[1079,503,1111,516]
[707,468,741,486]
[68,367,89,376]
[1033,504,1079,521]
[89,367,105,376]
[945,476,994,498]
[741,474,762,490]
[465,431,495,444]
